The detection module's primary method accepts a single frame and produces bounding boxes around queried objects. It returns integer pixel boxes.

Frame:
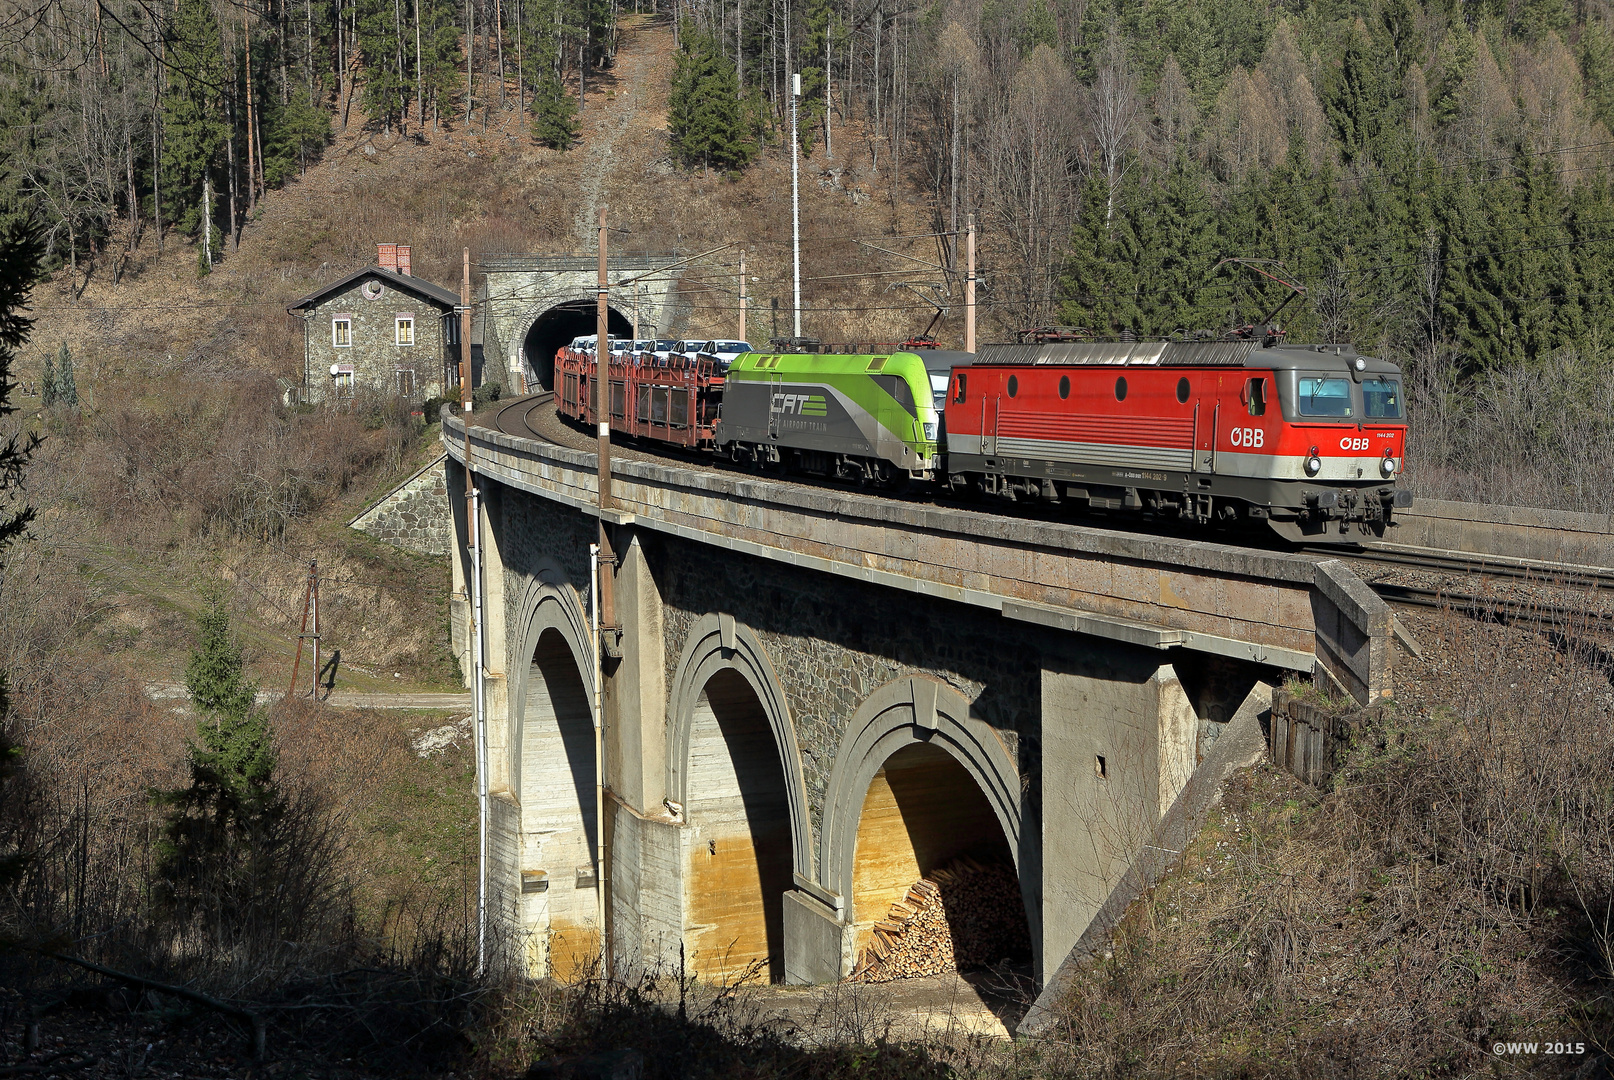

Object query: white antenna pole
[791,72,802,341]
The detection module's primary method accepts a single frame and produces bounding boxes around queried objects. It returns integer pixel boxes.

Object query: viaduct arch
[440,403,1393,1005]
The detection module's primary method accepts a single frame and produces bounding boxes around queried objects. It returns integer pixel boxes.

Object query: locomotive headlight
[1353,356,1367,372]
[923,421,937,441]
[1305,447,1322,476]
[1380,454,1397,477]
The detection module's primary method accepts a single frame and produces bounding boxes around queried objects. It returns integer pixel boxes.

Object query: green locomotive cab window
[1059,375,1070,399]
[1297,376,1353,417]
[1007,375,1019,398]
[1115,376,1128,401]
[873,374,918,417]
[1363,378,1402,418]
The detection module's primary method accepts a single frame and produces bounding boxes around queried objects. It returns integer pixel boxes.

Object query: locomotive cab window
[1364,378,1402,418]
[1244,377,1267,417]
[953,373,967,403]
[1297,376,1353,417]
[873,374,918,417]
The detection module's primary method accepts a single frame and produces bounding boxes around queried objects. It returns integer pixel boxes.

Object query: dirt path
[572,18,675,247]
[145,683,470,711]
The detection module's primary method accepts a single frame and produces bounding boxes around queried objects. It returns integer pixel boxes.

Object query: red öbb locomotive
[943,339,1410,541]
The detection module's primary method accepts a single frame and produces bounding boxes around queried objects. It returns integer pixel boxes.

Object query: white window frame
[333,364,356,398]
[332,316,353,347]
[395,313,415,347]
[395,368,416,396]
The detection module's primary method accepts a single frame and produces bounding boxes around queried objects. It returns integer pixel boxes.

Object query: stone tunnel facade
[447,462,1283,990]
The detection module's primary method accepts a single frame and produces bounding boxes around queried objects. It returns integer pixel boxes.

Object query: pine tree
[163,0,229,267]
[53,342,76,408]
[530,38,580,149]
[667,23,756,172]
[0,213,43,901]
[154,586,282,922]
[260,88,334,185]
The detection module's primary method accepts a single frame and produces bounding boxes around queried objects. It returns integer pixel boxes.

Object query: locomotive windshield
[1297,377,1354,417]
[1363,378,1402,418]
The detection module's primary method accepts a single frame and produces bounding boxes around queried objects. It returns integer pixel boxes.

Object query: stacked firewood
[850,857,1030,983]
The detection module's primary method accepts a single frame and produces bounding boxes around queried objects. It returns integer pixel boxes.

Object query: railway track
[479,393,1614,634]
[1314,542,1614,590]
[1370,581,1614,627]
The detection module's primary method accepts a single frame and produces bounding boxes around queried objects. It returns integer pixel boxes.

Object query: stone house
[288,244,462,404]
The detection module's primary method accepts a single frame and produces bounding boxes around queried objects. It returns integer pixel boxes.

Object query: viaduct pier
[442,397,1393,995]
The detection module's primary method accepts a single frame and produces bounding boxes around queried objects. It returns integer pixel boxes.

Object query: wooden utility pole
[738,248,747,342]
[461,248,473,414]
[593,206,615,975]
[596,207,612,517]
[287,559,316,697]
[309,569,321,698]
[965,213,976,353]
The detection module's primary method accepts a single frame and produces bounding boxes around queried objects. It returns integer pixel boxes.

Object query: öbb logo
[1339,436,1373,452]
[1228,427,1264,448]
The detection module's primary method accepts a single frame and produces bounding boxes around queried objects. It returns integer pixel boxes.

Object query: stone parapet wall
[349,452,453,556]
[1392,496,1614,567]
[446,411,1396,703]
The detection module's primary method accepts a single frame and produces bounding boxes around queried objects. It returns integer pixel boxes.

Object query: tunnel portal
[522,303,635,391]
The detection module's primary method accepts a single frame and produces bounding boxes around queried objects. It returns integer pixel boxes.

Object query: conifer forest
[7,0,1614,370]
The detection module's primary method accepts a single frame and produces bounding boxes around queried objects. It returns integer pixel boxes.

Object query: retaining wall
[348,451,453,556]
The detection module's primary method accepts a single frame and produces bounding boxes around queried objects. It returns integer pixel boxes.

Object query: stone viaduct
[477,254,686,394]
[441,402,1393,994]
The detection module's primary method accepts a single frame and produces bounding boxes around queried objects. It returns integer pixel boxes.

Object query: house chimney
[396,245,412,276]
[378,243,398,272]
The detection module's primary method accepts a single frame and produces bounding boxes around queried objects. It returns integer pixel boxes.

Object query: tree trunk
[245,14,258,213]
[203,174,213,267]
[226,95,239,251]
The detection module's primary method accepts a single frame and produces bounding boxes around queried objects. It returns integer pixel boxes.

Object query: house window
[332,317,352,347]
[396,369,415,396]
[395,314,415,346]
[333,364,355,397]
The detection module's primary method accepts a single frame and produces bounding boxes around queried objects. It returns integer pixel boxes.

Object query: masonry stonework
[349,453,454,556]
[444,409,1393,1000]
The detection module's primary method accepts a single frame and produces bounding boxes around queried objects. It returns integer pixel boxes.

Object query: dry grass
[1038,608,1614,1079]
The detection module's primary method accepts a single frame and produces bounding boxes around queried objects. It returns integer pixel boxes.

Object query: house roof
[288,266,461,313]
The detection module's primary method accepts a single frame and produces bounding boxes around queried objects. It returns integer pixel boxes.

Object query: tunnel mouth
[684,669,794,984]
[522,302,634,391]
[849,743,1031,982]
